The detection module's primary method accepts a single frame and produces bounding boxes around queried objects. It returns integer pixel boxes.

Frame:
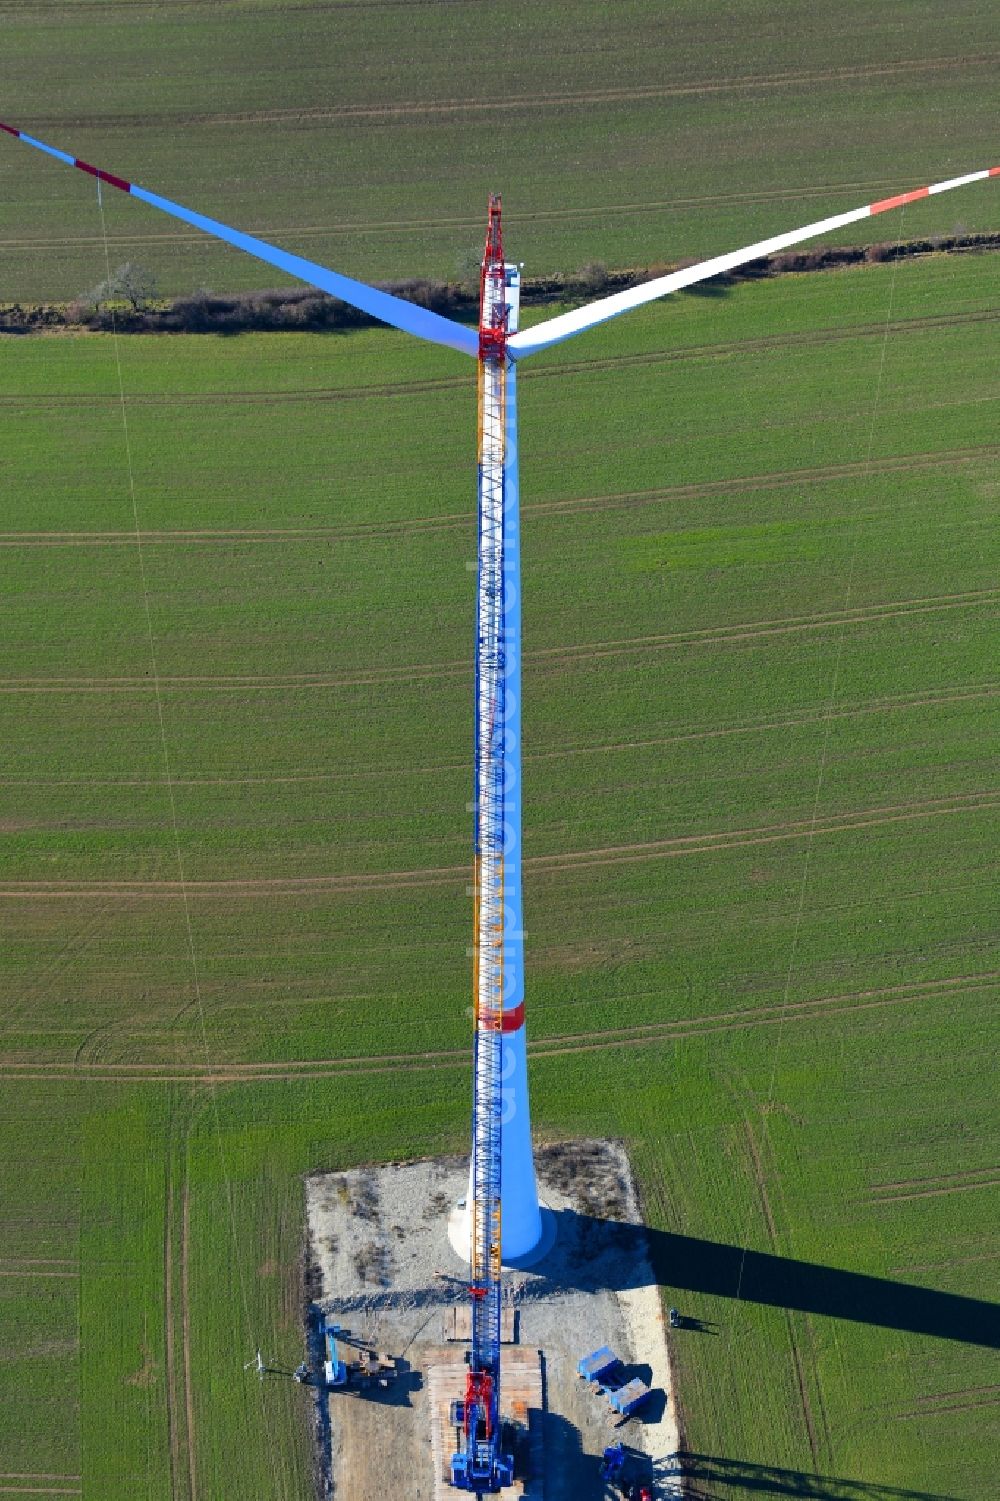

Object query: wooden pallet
[427,1345,544,1500]
[444,1303,517,1344]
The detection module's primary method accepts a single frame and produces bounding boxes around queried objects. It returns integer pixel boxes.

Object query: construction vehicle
[322,1321,397,1392]
[599,1442,656,1500]
[600,1443,626,1483]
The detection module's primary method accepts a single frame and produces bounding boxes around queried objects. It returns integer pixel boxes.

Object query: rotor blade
[508,167,1000,359]
[0,122,479,358]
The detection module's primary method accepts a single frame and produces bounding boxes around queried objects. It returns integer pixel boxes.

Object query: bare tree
[80,261,158,313]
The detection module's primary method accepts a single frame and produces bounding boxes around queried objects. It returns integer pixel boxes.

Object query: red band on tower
[479,1002,525,1035]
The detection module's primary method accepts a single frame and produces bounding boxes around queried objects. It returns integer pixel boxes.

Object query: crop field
[2,0,1000,301]
[0,234,997,1500]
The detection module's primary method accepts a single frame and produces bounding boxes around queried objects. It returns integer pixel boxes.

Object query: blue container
[577,1346,619,1383]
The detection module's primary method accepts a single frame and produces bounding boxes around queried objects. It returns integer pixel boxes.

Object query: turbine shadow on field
[529,1211,1000,1350]
[674,1451,959,1500]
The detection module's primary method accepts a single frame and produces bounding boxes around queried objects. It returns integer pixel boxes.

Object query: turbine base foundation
[447,1199,558,1270]
[304,1142,682,1500]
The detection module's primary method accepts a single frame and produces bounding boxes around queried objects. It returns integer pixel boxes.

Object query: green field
[1,244,997,1499]
[2,0,1000,300]
[2,2,1000,1495]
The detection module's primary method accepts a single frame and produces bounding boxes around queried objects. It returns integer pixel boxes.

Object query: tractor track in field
[743,1123,821,1466]
[163,1101,199,1501]
[163,1139,182,1501]
[1,969,995,1084]
[0,1482,79,1494]
[873,1178,1000,1203]
[163,1108,200,1501]
[10,309,1000,410]
[2,682,996,791]
[0,375,465,411]
[524,682,1000,757]
[896,1384,1000,1419]
[0,787,998,900]
[522,311,1000,384]
[2,310,997,435]
[2,439,998,553]
[0,1257,76,1266]
[0,1260,78,1278]
[527,789,1000,874]
[873,1164,1000,1191]
[181,1176,198,1501]
[524,588,999,669]
[0,1481,81,1497]
[0,587,995,697]
[29,53,999,134]
[870,1164,1000,1204]
[889,1250,1000,1276]
[0,169,984,253]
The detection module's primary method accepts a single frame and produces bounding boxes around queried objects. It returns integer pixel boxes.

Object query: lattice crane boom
[450,195,515,1496]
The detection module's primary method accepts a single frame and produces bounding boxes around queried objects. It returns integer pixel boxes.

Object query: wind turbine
[3,119,997,1492]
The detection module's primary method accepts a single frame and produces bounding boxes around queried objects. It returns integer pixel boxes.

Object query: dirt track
[1,681,995,792]
[163,1145,181,1499]
[744,1122,825,1467]
[1,968,995,1085]
[2,310,999,431]
[0,164,984,254]
[1,432,997,552]
[28,52,1000,133]
[895,1385,1000,1420]
[0,1481,81,1497]
[870,1169,1000,1204]
[0,785,997,904]
[163,1107,199,1501]
[0,584,995,697]
[6,299,1000,390]
[181,1180,198,1501]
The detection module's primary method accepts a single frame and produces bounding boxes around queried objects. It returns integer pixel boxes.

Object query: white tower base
[447,1023,555,1267]
[448,1198,558,1271]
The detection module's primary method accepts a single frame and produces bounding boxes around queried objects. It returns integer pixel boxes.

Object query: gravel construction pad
[304,1140,683,1500]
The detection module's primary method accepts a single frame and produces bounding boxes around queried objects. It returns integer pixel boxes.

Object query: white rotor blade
[508,167,1000,359]
[0,121,479,358]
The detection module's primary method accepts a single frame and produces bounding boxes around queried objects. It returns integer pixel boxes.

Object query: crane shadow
[672,1451,959,1500]
[527,1211,1000,1350]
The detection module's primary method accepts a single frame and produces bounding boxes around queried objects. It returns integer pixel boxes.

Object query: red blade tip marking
[0,122,21,137]
[870,186,931,215]
[74,159,132,194]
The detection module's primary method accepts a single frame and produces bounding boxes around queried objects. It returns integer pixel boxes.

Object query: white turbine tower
[3,118,997,1490]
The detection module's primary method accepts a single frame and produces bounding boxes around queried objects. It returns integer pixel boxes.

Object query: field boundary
[3,232,999,337]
